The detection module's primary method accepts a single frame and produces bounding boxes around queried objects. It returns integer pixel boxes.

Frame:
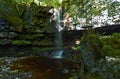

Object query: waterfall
[54,9,63,49]
[51,50,63,58]
[51,8,64,58]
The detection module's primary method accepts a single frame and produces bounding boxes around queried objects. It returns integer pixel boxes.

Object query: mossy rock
[12,40,31,45]
[80,34,103,60]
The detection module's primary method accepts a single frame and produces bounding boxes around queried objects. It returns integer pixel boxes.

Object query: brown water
[11,56,74,79]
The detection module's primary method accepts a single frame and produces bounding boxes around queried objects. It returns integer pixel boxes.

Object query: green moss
[12,40,31,45]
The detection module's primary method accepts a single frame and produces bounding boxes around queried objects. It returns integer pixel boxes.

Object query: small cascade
[51,50,63,58]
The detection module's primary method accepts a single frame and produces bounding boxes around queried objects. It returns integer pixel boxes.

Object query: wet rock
[0,57,32,79]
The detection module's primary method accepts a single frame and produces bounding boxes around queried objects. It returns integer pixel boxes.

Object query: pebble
[0,57,32,79]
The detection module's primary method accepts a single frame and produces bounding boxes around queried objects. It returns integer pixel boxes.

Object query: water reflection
[12,56,72,79]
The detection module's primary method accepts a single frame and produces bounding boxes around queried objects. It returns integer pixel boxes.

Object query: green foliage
[96,59,120,79]
[39,0,62,8]
[0,0,32,32]
[14,0,33,3]
[69,33,104,79]
[101,45,120,58]
[62,0,105,25]
[107,0,120,17]
[62,0,120,25]
[81,33,103,59]
[0,0,52,32]
[12,40,31,45]
[101,33,120,57]
[101,45,114,56]
[29,3,52,32]
[13,0,62,8]
[70,33,120,79]
[63,0,103,16]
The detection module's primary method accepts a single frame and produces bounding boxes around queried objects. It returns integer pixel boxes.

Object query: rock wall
[0,17,120,56]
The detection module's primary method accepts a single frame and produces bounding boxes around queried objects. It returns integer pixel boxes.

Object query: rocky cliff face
[0,19,16,45]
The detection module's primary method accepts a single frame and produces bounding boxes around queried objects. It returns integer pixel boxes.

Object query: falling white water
[51,8,64,58]
[54,9,63,32]
[52,50,64,58]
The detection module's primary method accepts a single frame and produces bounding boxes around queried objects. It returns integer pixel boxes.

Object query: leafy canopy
[0,0,119,27]
[26,0,119,26]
